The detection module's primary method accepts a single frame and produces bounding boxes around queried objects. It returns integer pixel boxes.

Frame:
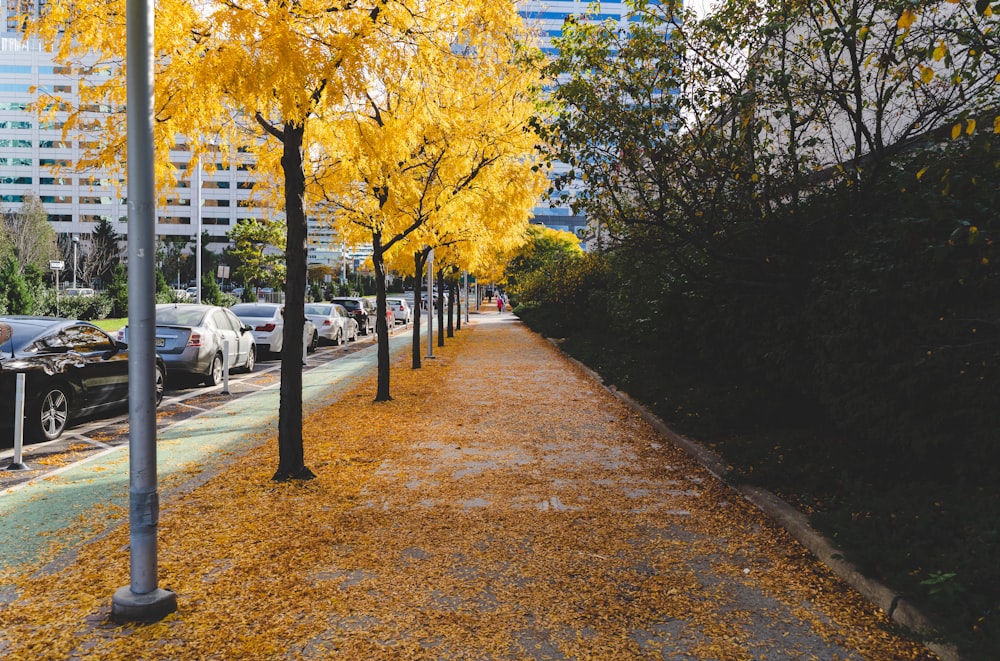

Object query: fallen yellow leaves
[0,317,936,660]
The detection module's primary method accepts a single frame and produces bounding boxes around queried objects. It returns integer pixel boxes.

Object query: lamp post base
[111,586,177,623]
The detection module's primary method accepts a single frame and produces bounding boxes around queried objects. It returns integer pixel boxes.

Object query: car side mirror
[242,324,254,333]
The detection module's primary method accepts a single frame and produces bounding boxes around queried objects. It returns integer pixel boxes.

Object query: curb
[544,336,959,661]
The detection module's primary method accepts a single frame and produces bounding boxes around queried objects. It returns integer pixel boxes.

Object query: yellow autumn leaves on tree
[26,0,549,467]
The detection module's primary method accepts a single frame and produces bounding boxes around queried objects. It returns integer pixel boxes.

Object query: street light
[193,153,202,303]
[72,234,79,290]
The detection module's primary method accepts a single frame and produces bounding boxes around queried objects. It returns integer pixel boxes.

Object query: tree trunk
[411,249,429,369]
[373,231,391,401]
[273,121,314,482]
[447,278,455,338]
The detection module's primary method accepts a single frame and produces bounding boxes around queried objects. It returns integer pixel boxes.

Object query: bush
[201,273,223,306]
[106,264,128,317]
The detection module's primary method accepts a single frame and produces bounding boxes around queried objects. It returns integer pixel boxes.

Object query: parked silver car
[304,303,358,346]
[117,304,255,386]
[230,302,318,357]
[330,297,378,335]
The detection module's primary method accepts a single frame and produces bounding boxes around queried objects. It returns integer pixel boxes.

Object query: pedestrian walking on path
[497,293,504,313]
[0,313,934,659]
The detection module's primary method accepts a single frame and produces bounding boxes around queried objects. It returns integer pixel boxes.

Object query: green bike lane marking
[0,331,412,580]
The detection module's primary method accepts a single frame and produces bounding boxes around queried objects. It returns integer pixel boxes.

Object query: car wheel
[204,353,224,386]
[308,331,318,354]
[243,345,256,373]
[31,384,70,441]
[155,364,166,407]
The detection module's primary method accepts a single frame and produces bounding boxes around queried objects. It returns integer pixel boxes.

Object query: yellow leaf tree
[313,9,548,400]
[30,0,446,480]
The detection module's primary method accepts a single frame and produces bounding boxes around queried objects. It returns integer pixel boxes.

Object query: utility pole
[111,0,177,622]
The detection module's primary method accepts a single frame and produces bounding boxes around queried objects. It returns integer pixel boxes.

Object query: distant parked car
[63,287,96,298]
[304,303,358,346]
[0,316,165,441]
[118,304,255,385]
[386,297,412,325]
[230,302,318,356]
[331,297,378,335]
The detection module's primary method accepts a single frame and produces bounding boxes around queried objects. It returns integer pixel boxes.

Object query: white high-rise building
[517,1,637,241]
[0,5,267,256]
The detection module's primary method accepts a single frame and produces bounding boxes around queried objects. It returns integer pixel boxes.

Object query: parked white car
[386,297,412,324]
[230,302,318,356]
[304,303,358,345]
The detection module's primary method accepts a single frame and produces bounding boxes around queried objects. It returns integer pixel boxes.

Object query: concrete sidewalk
[0,309,935,659]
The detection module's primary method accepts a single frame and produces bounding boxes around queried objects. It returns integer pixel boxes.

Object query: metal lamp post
[426,248,434,359]
[193,153,202,303]
[111,0,177,622]
[72,235,79,290]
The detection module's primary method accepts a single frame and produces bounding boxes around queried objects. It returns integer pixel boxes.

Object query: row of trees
[29,0,547,480]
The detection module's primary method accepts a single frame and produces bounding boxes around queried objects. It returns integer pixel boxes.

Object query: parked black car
[330,297,378,335]
[0,316,165,442]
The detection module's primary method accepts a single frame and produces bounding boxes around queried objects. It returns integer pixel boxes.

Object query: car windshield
[231,304,279,318]
[304,304,332,315]
[334,299,359,310]
[156,306,210,327]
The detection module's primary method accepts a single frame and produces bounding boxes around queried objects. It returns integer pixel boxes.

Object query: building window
[40,177,74,185]
[0,157,32,166]
[48,214,73,223]
[0,139,32,148]
[205,199,230,207]
[0,176,32,185]
[0,121,32,129]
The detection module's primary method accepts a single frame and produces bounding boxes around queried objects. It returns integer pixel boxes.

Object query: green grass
[93,318,127,332]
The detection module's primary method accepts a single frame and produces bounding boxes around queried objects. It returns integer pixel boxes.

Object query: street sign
[49,260,65,270]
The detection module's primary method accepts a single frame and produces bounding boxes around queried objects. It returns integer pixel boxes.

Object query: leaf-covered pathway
[0,309,933,659]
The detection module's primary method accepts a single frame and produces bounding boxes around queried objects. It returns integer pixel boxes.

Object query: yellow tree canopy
[313,1,549,273]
